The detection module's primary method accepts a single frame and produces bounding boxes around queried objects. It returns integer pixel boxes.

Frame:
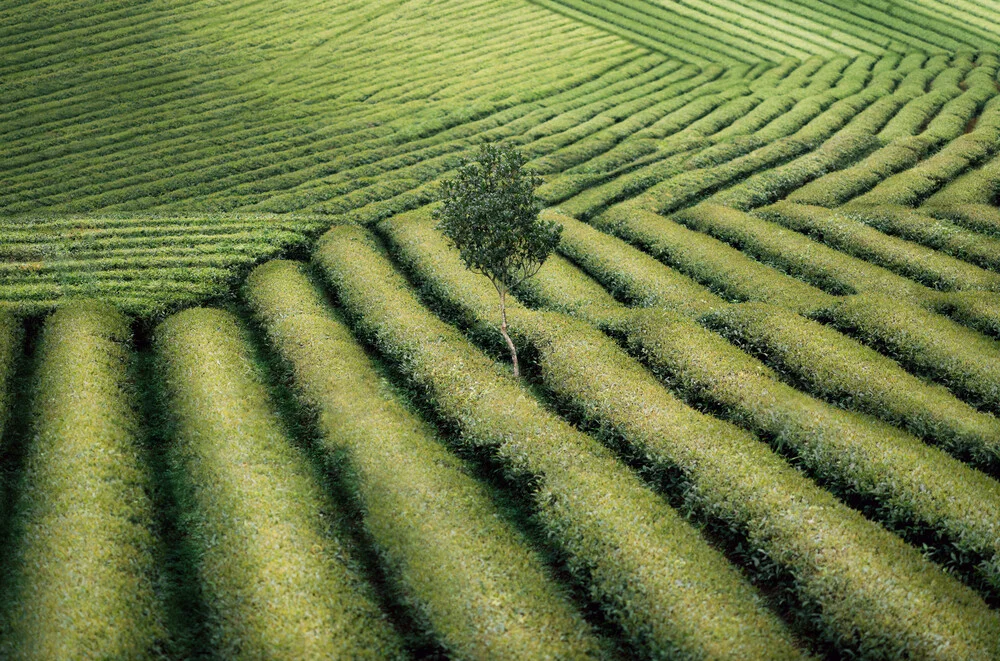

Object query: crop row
[0,303,164,658]
[534,213,1000,470]
[244,261,605,658]
[314,224,806,659]
[759,202,1000,292]
[530,0,1000,63]
[0,216,318,317]
[367,211,1000,657]
[155,307,404,658]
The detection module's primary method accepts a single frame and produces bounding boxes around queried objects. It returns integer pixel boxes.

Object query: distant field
[2,0,1000,658]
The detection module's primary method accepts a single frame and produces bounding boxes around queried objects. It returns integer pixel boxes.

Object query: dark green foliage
[435,144,562,297]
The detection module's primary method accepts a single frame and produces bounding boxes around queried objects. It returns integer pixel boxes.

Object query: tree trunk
[499,290,520,378]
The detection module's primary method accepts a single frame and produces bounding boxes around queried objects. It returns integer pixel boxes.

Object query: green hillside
[532,0,1000,62]
[3,0,1000,658]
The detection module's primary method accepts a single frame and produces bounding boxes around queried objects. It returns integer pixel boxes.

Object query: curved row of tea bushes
[786,70,995,207]
[555,150,700,220]
[935,291,1000,338]
[244,260,605,660]
[850,100,1000,207]
[268,53,706,219]
[759,202,1000,291]
[550,210,725,315]
[838,205,1000,273]
[528,0,784,63]
[826,294,1000,415]
[525,65,718,174]
[930,204,1000,238]
[787,137,930,206]
[314,225,805,660]
[876,87,962,143]
[559,59,890,219]
[155,307,405,659]
[25,16,632,197]
[1,0,648,216]
[706,302,1000,473]
[489,218,1000,604]
[90,47,653,215]
[532,0,1000,60]
[675,203,934,300]
[708,130,879,209]
[0,302,164,659]
[0,215,319,317]
[376,212,1000,659]
[595,203,836,312]
[532,73,745,204]
[925,153,1000,208]
[631,86,891,216]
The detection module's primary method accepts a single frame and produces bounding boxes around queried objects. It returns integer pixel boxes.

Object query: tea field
[3,0,1000,658]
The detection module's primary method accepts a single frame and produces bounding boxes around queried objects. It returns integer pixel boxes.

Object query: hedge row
[934,291,1000,339]
[787,136,929,206]
[708,129,878,209]
[629,84,893,215]
[244,260,604,659]
[877,87,962,143]
[706,302,1000,473]
[0,302,165,658]
[314,225,805,660]
[825,294,1000,415]
[518,252,624,324]
[540,72,740,166]
[673,202,927,302]
[557,149,700,220]
[851,100,1000,206]
[841,205,1000,273]
[925,154,1000,207]
[3,0,647,215]
[546,210,725,316]
[521,63,706,173]
[613,307,1000,645]
[921,83,997,144]
[596,202,835,312]
[155,307,404,659]
[928,204,1000,238]
[759,202,1000,292]
[375,212,1000,659]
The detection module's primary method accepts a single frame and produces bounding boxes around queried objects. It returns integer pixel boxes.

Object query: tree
[434,143,562,378]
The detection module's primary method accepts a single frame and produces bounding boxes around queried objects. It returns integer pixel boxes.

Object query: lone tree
[434,143,562,378]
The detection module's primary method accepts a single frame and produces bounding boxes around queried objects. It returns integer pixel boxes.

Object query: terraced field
[4,0,1000,657]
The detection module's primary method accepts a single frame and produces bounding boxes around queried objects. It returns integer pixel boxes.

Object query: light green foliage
[708,130,879,209]
[155,307,405,659]
[0,302,165,659]
[678,203,946,301]
[375,209,1000,659]
[0,214,321,317]
[314,225,806,661]
[545,209,725,315]
[828,294,1000,415]
[7,1,1000,655]
[787,137,930,206]
[596,203,835,312]
[842,205,1000,273]
[936,291,1000,338]
[706,302,1000,472]
[244,260,604,659]
[529,0,1000,62]
[760,202,1000,292]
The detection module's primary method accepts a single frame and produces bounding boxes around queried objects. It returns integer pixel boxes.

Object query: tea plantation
[3,0,1000,658]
